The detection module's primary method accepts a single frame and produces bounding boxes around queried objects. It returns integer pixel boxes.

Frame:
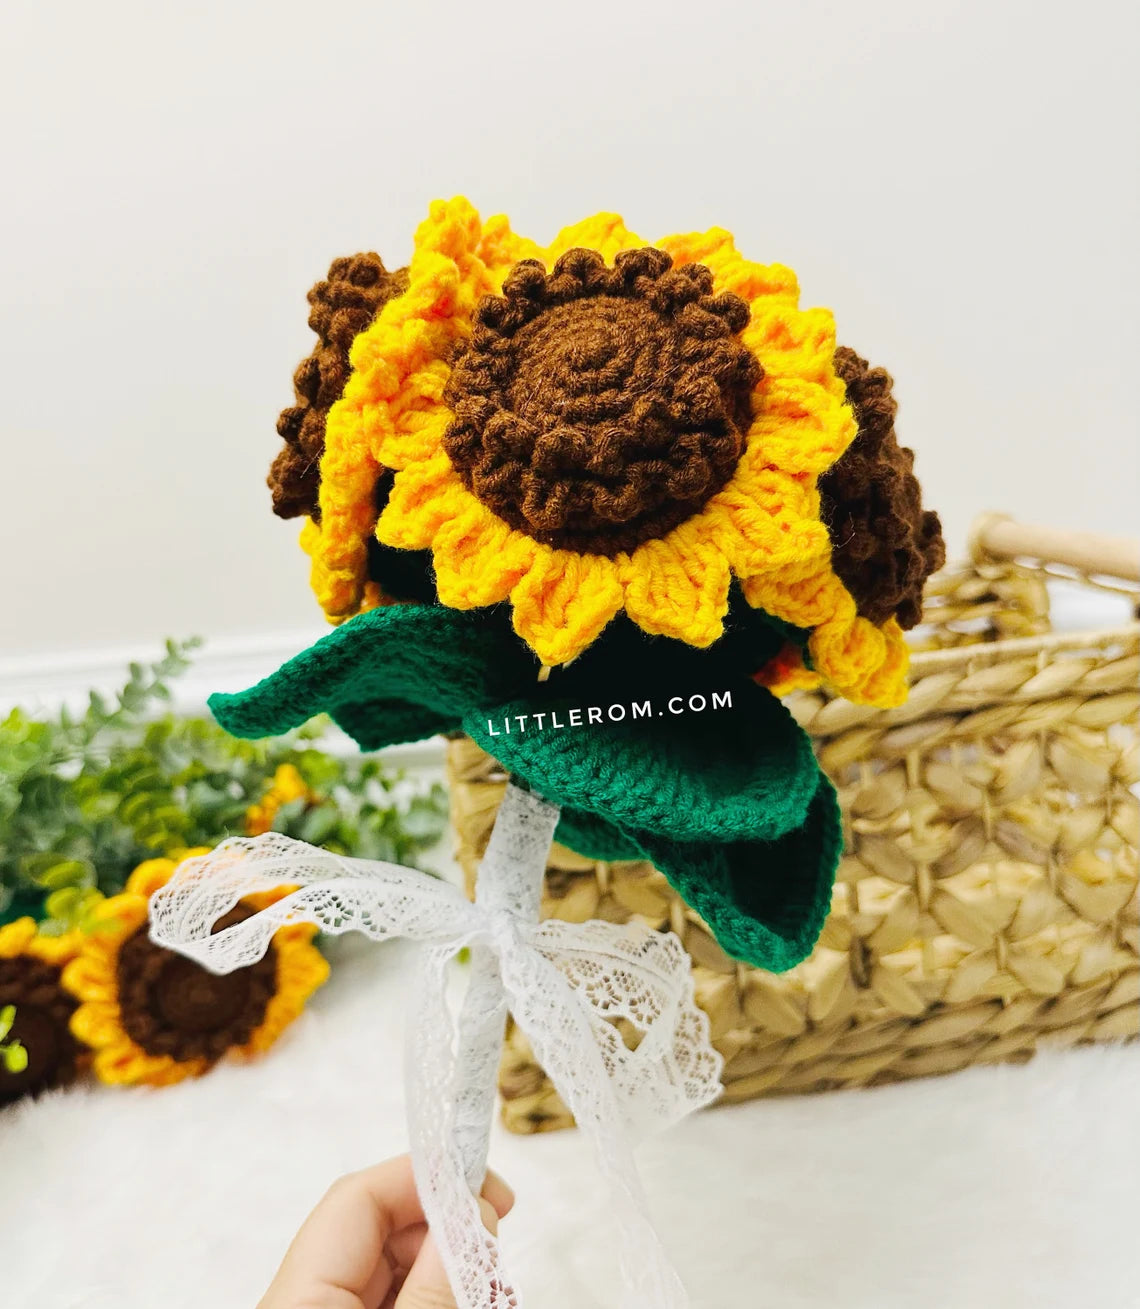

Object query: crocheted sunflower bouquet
[149,199,942,1308]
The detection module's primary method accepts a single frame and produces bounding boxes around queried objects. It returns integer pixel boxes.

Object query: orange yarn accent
[305,199,914,706]
[754,643,824,697]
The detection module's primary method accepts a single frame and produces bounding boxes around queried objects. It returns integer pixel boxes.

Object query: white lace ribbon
[148,785,722,1309]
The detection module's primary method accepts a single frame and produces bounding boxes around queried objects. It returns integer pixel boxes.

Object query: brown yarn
[116,906,278,1065]
[820,346,945,629]
[0,957,81,1105]
[442,247,760,556]
[270,253,409,520]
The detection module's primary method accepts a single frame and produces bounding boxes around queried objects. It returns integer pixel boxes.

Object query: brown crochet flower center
[820,346,945,629]
[442,246,761,555]
[117,906,278,1064]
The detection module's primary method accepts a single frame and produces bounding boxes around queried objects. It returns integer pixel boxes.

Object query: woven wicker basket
[447,516,1140,1133]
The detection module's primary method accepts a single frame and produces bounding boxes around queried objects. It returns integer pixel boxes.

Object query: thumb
[395,1196,499,1309]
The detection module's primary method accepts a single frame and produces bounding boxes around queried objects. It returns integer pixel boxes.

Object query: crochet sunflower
[0,919,84,1105]
[221,197,943,973]
[63,856,328,1086]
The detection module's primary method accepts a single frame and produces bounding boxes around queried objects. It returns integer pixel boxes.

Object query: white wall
[1,0,1137,659]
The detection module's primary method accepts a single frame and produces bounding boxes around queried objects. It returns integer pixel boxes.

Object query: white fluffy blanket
[3,930,1137,1309]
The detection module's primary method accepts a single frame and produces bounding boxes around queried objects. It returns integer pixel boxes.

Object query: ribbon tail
[407,943,520,1309]
[503,943,693,1309]
[147,833,477,972]
[532,918,724,1139]
[453,781,560,1190]
[452,943,510,1190]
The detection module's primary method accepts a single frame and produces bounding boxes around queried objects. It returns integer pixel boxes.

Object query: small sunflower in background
[63,854,328,1087]
[244,762,316,836]
[0,919,85,1106]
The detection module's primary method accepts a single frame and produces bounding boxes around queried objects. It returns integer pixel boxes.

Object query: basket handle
[970,513,1140,583]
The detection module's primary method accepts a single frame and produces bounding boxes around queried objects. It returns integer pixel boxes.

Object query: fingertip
[398,1200,501,1308]
[481,1169,514,1219]
[477,1196,500,1236]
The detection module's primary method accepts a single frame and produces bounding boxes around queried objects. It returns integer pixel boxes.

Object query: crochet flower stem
[452,780,560,1188]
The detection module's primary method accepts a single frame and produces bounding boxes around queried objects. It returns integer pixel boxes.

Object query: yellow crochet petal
[656,227,739,269]
[414,195,484,262]
[432,505,538,610]
[706,460,829,577]
[743,566,909,707]
[60,954,117,1005]
[93,1042,203,1087]
[856,619,910,706]
[125,857,176,898]
[0,919,81,966]
[544,213,645,264]
[654,235,906,704]
[87,1039,138,1078]
[665,230,799,304]
[373,404,449,474]
[307,197,497,624]
[478,213,543,279]
[320,406,384,523]
[376,452,466,551]
[0,919,37,958]
[88,893,148,939]
[746,378,855,478]
[743,303,841,386]
[301,517,363,622]
[621,522,731,647]
[311,397,381,618]
[241,939,329,1057]
[765,665,824,697]
[68,999,121,1047]
[809,614,910,707]
[741,565,847,634]
[511,550,624,666]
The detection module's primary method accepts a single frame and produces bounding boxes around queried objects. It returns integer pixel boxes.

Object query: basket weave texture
[447,546,1139,1133]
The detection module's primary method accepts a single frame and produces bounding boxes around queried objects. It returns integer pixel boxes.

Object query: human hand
[258,1154,514,1309]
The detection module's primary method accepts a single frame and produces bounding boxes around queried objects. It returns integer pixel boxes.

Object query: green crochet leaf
[464,679,817,847]
[210,606,525,749]
[555,775,840,973]
[209,603,840,971]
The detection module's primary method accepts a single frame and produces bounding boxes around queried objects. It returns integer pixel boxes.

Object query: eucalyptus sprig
[0,640,447,930]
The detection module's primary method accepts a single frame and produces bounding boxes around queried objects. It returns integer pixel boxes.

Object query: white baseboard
[0,631,445,768]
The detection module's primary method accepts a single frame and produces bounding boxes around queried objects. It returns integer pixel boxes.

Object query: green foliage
[0,639,448,930]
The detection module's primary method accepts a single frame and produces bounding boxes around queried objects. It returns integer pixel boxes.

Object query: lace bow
[148,784,722,1309]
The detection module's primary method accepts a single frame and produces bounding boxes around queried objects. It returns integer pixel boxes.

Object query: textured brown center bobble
[270,253,409,520]
[0,958,81,1104]
[819,346,946,629]
[442,247,761,555]
[117,906,278,1064]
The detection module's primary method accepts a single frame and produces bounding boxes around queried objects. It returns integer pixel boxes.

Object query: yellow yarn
[63,853,327,1087]
[303,198,911,707]
[0,917,82,967]
[243,763,315,836]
